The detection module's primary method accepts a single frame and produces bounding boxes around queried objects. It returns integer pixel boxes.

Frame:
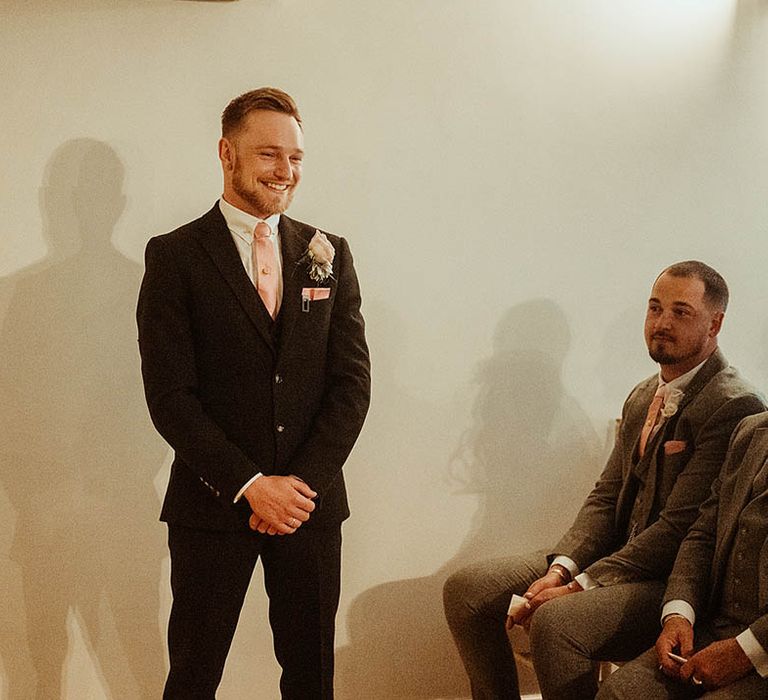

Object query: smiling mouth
[263,182,290,192]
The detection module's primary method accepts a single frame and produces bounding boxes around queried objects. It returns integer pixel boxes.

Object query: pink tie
[639,385,665,458]
[253,221,279,319]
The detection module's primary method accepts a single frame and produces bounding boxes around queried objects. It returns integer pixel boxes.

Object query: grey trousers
[444,551,548,699]
[597,632,768,699]
[443,550,666,700]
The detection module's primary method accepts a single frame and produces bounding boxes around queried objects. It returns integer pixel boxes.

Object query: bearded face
[644,273,722,378]
[221,110,304,219]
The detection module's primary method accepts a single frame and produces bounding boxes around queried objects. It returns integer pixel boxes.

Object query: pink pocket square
[664,440,687,455]
[302,287,331,301]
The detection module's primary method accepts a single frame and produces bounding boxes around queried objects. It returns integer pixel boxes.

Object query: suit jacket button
[276,424,285,432]
[275,374,283,384]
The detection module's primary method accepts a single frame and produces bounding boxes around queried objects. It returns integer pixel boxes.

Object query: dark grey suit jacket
[137,203,371,530]
[664,412,768,648]
[552,349,765,585]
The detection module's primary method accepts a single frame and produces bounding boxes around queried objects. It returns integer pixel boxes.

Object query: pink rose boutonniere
[306,230,335,283]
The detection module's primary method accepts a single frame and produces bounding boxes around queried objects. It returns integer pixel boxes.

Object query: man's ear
[218,137,234,171]
[709,310,724,338]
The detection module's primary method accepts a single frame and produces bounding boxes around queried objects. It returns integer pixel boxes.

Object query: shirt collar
[218,197,281,242]
[657,357,707,396]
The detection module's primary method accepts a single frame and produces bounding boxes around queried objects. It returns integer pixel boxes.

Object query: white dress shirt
[219,196,283,304]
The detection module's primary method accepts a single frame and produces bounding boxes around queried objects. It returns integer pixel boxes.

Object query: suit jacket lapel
[194,204,276,352]
[637,348,729,470]
[631,349,729,520]
[276,216,312,355]
[671,348,728,414]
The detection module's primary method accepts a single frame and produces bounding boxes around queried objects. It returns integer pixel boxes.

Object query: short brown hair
[662,260,729,312]
[221,87,302,138]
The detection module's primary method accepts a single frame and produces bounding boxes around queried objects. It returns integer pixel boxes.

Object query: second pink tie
[638,385,665,458]
[253,221,279,319]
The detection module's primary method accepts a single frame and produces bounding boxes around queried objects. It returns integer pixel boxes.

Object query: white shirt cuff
[661,600,696,627]
[234,473,263,503]
[551,555,579,579]
[737,628,768,678]
[575,572,599,591]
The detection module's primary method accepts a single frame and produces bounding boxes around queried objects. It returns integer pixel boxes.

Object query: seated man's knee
[443,567,478,623]
[594,670,629,700]
[528,597,569,648]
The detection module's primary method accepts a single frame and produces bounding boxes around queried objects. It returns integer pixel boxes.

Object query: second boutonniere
[305,230,335,283]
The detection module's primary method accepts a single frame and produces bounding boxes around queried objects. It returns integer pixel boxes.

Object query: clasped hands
[244,475,316,536]
[655,615,753,691]
[505,567,583,630]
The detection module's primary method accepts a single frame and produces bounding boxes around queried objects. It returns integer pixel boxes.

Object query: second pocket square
[664,440,687,455]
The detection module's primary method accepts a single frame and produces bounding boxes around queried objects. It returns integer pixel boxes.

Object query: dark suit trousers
[164,524,342,700]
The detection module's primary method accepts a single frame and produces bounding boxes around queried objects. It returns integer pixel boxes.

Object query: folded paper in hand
[507,593,528,619]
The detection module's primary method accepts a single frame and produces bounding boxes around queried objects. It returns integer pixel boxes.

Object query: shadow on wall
[598,306,649,412]
[0,140,167,698]
[336,299,601,699]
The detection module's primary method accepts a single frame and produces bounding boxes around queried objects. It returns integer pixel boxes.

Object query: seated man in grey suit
[598,412,768,699]
[443,261,766,700]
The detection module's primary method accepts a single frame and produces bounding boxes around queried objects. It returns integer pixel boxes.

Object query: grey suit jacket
[664,413,768,649]
[137,203,371,530]
[552,349,766,585]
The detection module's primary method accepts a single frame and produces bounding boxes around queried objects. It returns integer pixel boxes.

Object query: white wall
[1,1,767,698]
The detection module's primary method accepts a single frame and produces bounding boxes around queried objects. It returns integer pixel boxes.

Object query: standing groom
[137,88,370,699]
